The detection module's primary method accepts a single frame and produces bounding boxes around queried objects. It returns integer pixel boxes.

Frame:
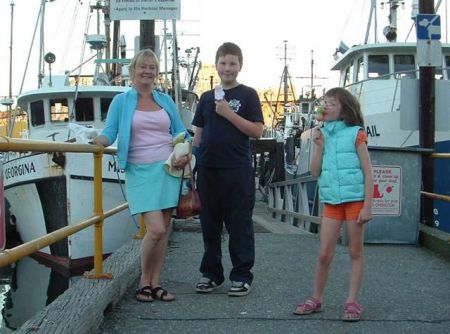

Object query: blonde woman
[93,49,189,302]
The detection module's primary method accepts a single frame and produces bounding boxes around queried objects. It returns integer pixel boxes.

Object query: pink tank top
[127,109,173,164]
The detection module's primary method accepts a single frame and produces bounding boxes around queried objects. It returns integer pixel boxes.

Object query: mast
[283,41,289,108]
[382,0,404,42]
[4,0,15,137]
[8,0,14,102]
[296,50,327,99]
[275,40,295,122]
[365,0,376,44]
[104,0,111,75]
[38,0,46,88]
[172,19,181,109]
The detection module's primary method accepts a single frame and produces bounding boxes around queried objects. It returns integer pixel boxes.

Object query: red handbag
[176,159,201,219]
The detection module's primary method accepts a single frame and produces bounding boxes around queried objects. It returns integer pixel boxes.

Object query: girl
[294,87,373,321]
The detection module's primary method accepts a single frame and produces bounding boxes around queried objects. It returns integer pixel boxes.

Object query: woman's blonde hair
[129,48,160,82]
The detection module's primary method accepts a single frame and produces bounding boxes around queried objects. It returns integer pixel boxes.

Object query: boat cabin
[332,43,450,85]
[17,75,127,141]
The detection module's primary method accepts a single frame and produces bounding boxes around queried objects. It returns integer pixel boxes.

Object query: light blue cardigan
[100,87,188,170]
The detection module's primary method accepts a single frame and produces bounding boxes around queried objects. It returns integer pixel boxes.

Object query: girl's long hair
[325,87,364,127]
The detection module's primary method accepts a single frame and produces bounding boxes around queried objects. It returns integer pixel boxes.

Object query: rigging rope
[338,0,360,43]
[19,4,43,94]
[68,2,94,123]
[60,1,82,72]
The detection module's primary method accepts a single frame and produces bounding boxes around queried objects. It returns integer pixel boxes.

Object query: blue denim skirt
[125,160,181,215]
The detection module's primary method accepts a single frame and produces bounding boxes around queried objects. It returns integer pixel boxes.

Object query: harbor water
[0,256,78,332]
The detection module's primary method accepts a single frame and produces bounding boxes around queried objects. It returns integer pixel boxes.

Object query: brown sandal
[135,285,153,302]
[151,286,175,302]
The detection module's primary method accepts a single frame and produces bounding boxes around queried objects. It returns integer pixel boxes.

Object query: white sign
[372,165,402,216]
[110,0,180,21]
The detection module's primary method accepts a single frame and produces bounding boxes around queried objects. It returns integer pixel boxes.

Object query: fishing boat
[296,0,450,233]
[2,0,200,274]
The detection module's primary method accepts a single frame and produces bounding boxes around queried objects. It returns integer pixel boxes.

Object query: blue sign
[416,14,441,40]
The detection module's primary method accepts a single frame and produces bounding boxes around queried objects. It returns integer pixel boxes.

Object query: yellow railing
[420,152,450,243]
[0,137,138,278]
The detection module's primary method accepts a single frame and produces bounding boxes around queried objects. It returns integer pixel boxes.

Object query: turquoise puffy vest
[318,120,365,204]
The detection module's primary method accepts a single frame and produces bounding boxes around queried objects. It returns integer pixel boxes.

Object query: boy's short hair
[215,42,243,65]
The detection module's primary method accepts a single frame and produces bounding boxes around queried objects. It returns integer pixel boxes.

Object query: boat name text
[366,125,380,137]
[5,162,36,180]
[108,161,124,173]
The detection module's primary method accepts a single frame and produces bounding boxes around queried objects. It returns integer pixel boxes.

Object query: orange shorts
[322,201,364,221]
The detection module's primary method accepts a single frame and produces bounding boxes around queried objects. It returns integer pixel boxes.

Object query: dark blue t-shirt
[192,84,264,168]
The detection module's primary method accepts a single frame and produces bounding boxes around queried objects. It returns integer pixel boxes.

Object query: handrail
[431,153,450,159]
[0,136,117,154]
[0,138,129,278]
[0,203,128,268]
[267,173,320,229]
[421,191,450,202]
[420,154,450,243]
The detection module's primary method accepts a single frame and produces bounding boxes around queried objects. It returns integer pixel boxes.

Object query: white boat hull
[4,151,138,271]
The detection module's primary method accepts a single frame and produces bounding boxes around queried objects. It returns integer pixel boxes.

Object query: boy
[192,42,264,296]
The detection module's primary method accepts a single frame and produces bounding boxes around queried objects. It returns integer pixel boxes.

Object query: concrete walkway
[99,200,450,334]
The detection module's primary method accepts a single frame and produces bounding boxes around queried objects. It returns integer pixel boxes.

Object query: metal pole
[283,41,288,107]
[88,151,113,279]
[172,19,180,109]
[8,1,14,101]
[310,50,314,98]
[134,215,146,239]
[164,20,169,94]
[7,1,15,137]
[38,0,46,88]
[104,0,111,75]
[419,0,435,227]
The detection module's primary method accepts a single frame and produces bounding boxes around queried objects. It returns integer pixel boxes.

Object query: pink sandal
[293,297,322,315]
[343,302,362,322]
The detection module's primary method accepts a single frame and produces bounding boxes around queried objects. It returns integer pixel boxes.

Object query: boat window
[344,64,354,86]
[368,55,389,79]
[30,100,45,126]
[394,55,416,78]
[444,55,450,80]
[435,67,444,80]
[357,57,365,82]
[49,98,69,122]
[100,98,113,121]
[75,98,94,122]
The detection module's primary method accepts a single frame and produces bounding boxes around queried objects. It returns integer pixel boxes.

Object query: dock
[15,194,450,334]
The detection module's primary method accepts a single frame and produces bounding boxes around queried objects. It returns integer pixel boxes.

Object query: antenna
[274,40,296,126]
[381,0,406,42]
[296,50,328,99]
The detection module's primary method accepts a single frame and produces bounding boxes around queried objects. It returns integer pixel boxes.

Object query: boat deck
[15,195,450,334]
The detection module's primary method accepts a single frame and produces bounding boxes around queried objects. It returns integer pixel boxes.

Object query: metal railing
[0,137,142,278]
[420,152,450,243]
[267,174,321,232]
[268,151,450,241]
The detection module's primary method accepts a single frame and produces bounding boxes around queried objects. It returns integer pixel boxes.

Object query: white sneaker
[196,277,221,293]
[228,281,251,296]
